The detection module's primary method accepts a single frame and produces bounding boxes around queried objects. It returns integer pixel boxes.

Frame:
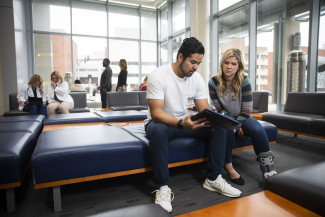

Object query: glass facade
[172,0,185,33]
[257,0,311,109]
[160,7,168,40]
[32,1,157,97]
[219,0,244,11]
[317,1,325,92]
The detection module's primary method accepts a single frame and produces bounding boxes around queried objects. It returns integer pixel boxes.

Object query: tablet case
[191,108,239,131]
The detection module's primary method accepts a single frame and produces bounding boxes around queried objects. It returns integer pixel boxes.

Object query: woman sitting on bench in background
[47,71,74,115]
[208,48,277,185]
[17,74,47,116]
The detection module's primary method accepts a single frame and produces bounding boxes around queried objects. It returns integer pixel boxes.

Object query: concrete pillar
[190,0,210,87]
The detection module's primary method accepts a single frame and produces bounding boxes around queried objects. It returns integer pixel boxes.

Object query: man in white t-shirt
[145,37,242,212]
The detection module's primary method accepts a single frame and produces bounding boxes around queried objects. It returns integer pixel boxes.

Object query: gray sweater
[99,66,112,89]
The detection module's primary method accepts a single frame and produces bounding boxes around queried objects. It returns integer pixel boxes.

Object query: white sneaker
[152,185,174,212]
[203,174,242,198]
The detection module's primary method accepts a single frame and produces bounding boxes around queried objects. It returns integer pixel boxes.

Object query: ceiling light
[108,0,139,7]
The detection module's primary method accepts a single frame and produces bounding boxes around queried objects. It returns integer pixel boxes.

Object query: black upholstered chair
[3,93,29,117]
[252,91,269,113]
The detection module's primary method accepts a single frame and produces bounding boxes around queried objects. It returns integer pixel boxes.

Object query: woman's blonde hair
[119,59,128,73]
[143,76,148,83]
[28,74,44,95]
[216,48,246,99]
[50,71,63,86]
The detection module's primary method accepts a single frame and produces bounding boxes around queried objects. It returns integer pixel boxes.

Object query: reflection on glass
[219,0,244,11]
[33,0,70,34]
[219,5,249,76]
[34,34,72,90]
[160,42,168,66]
[141,10,157,41]
[173,34,185,62]
[72,1,107,36]
[142,42,157,84]
[109,39,139,90]
[257,0,310,111]
[72,37,107,96]
[109,5,139,39]
[172,0,185,33]
[160,7,168,40]
[317,2,325,92]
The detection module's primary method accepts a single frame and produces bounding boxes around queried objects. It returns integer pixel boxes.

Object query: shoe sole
[155,203,172,212]
[203,183,241,198]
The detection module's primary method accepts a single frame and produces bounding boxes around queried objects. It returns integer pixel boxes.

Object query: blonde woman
[17,74,47,115]
[116,59,128,92]
[209,48,277,185]
[139,76,148,91]
[47,71,74,115]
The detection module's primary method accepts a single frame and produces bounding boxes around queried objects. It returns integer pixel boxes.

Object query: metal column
[249,0,257,91]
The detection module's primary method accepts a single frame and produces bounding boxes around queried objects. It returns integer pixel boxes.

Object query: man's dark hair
[176,37,205,62]
[104,58,110,65]
[74,79,81,84]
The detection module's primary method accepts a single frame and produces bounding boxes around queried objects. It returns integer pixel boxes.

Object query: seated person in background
[146,37,241,213]
[139,76,148,91]
[70,79,85,91]
[47,71,74,115]
[208,48,277,185]
[17,74,47,116]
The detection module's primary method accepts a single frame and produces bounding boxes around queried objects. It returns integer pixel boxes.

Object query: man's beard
[179,61,194,77]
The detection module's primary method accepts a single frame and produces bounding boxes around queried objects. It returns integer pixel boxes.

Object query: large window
[173,34,185,62]
[109,39,139,90]
[72,37,107,94]
[141,10,157,41]
[257,0,311,110]
[109,5,139,39]
[160,7,168,40]
[172,0,185,33]
[33,1,158,97]
[160,42,168,66]
[219,0,245,11]
[317,1,325,92]
[72,1,107,36]
[34,34,72,89]
[218,5,249,74]
[33,0,70,34]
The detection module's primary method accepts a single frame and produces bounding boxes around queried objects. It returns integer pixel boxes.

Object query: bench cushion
[31,127,148,184]
[43,113,104,125]
[309,119,325,136]
[0,122,43,139]
[122,125,208,164]
[265,161,325,216]
[0,132,34,184]
[69,107,90,113]
[0,115,45,123]
[110,105,148,111]
[3,110,29,117]
[96,111,147,123]
[262,111,324,133]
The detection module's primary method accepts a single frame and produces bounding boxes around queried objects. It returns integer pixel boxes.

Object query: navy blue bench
[96,110,148,122]
[43,113,104,125]
[31,120,277,212]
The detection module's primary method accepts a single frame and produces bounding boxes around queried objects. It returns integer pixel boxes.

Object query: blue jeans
[225,116,270,164]
[145,121,227,189]
[100,88,111,108]
[23,104,47,116]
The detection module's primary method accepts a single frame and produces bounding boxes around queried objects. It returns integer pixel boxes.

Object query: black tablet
[191,109,239,131]
[28,97,43,106]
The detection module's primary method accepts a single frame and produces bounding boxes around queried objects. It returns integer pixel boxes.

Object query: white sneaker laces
[212,176,231,192]
[152,189,174,202]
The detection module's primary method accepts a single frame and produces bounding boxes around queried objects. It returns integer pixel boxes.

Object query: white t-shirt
[144,64,207,125]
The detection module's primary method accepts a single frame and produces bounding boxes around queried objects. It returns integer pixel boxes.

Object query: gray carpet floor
[1,131,325,217]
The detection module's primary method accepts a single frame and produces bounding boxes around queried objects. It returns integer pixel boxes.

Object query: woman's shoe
[224,168,245,185]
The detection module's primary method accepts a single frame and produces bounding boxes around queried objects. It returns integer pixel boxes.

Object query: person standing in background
[116,59,128,92]
[99,58,112,108]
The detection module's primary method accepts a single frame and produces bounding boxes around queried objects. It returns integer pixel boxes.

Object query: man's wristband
[177,119,184,129]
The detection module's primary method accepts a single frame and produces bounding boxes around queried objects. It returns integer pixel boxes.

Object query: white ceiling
[110,0,164,7]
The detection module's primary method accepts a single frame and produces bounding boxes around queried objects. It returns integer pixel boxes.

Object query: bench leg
[6,188,15,212]
[53,186,62,212]
[294,134,297,137]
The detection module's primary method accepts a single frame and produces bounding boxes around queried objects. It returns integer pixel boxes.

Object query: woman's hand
[24,99,28,104]
[233,129,237,134]
[51,81,56,87]
[237,128,250,139]
[43,101,46,105]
